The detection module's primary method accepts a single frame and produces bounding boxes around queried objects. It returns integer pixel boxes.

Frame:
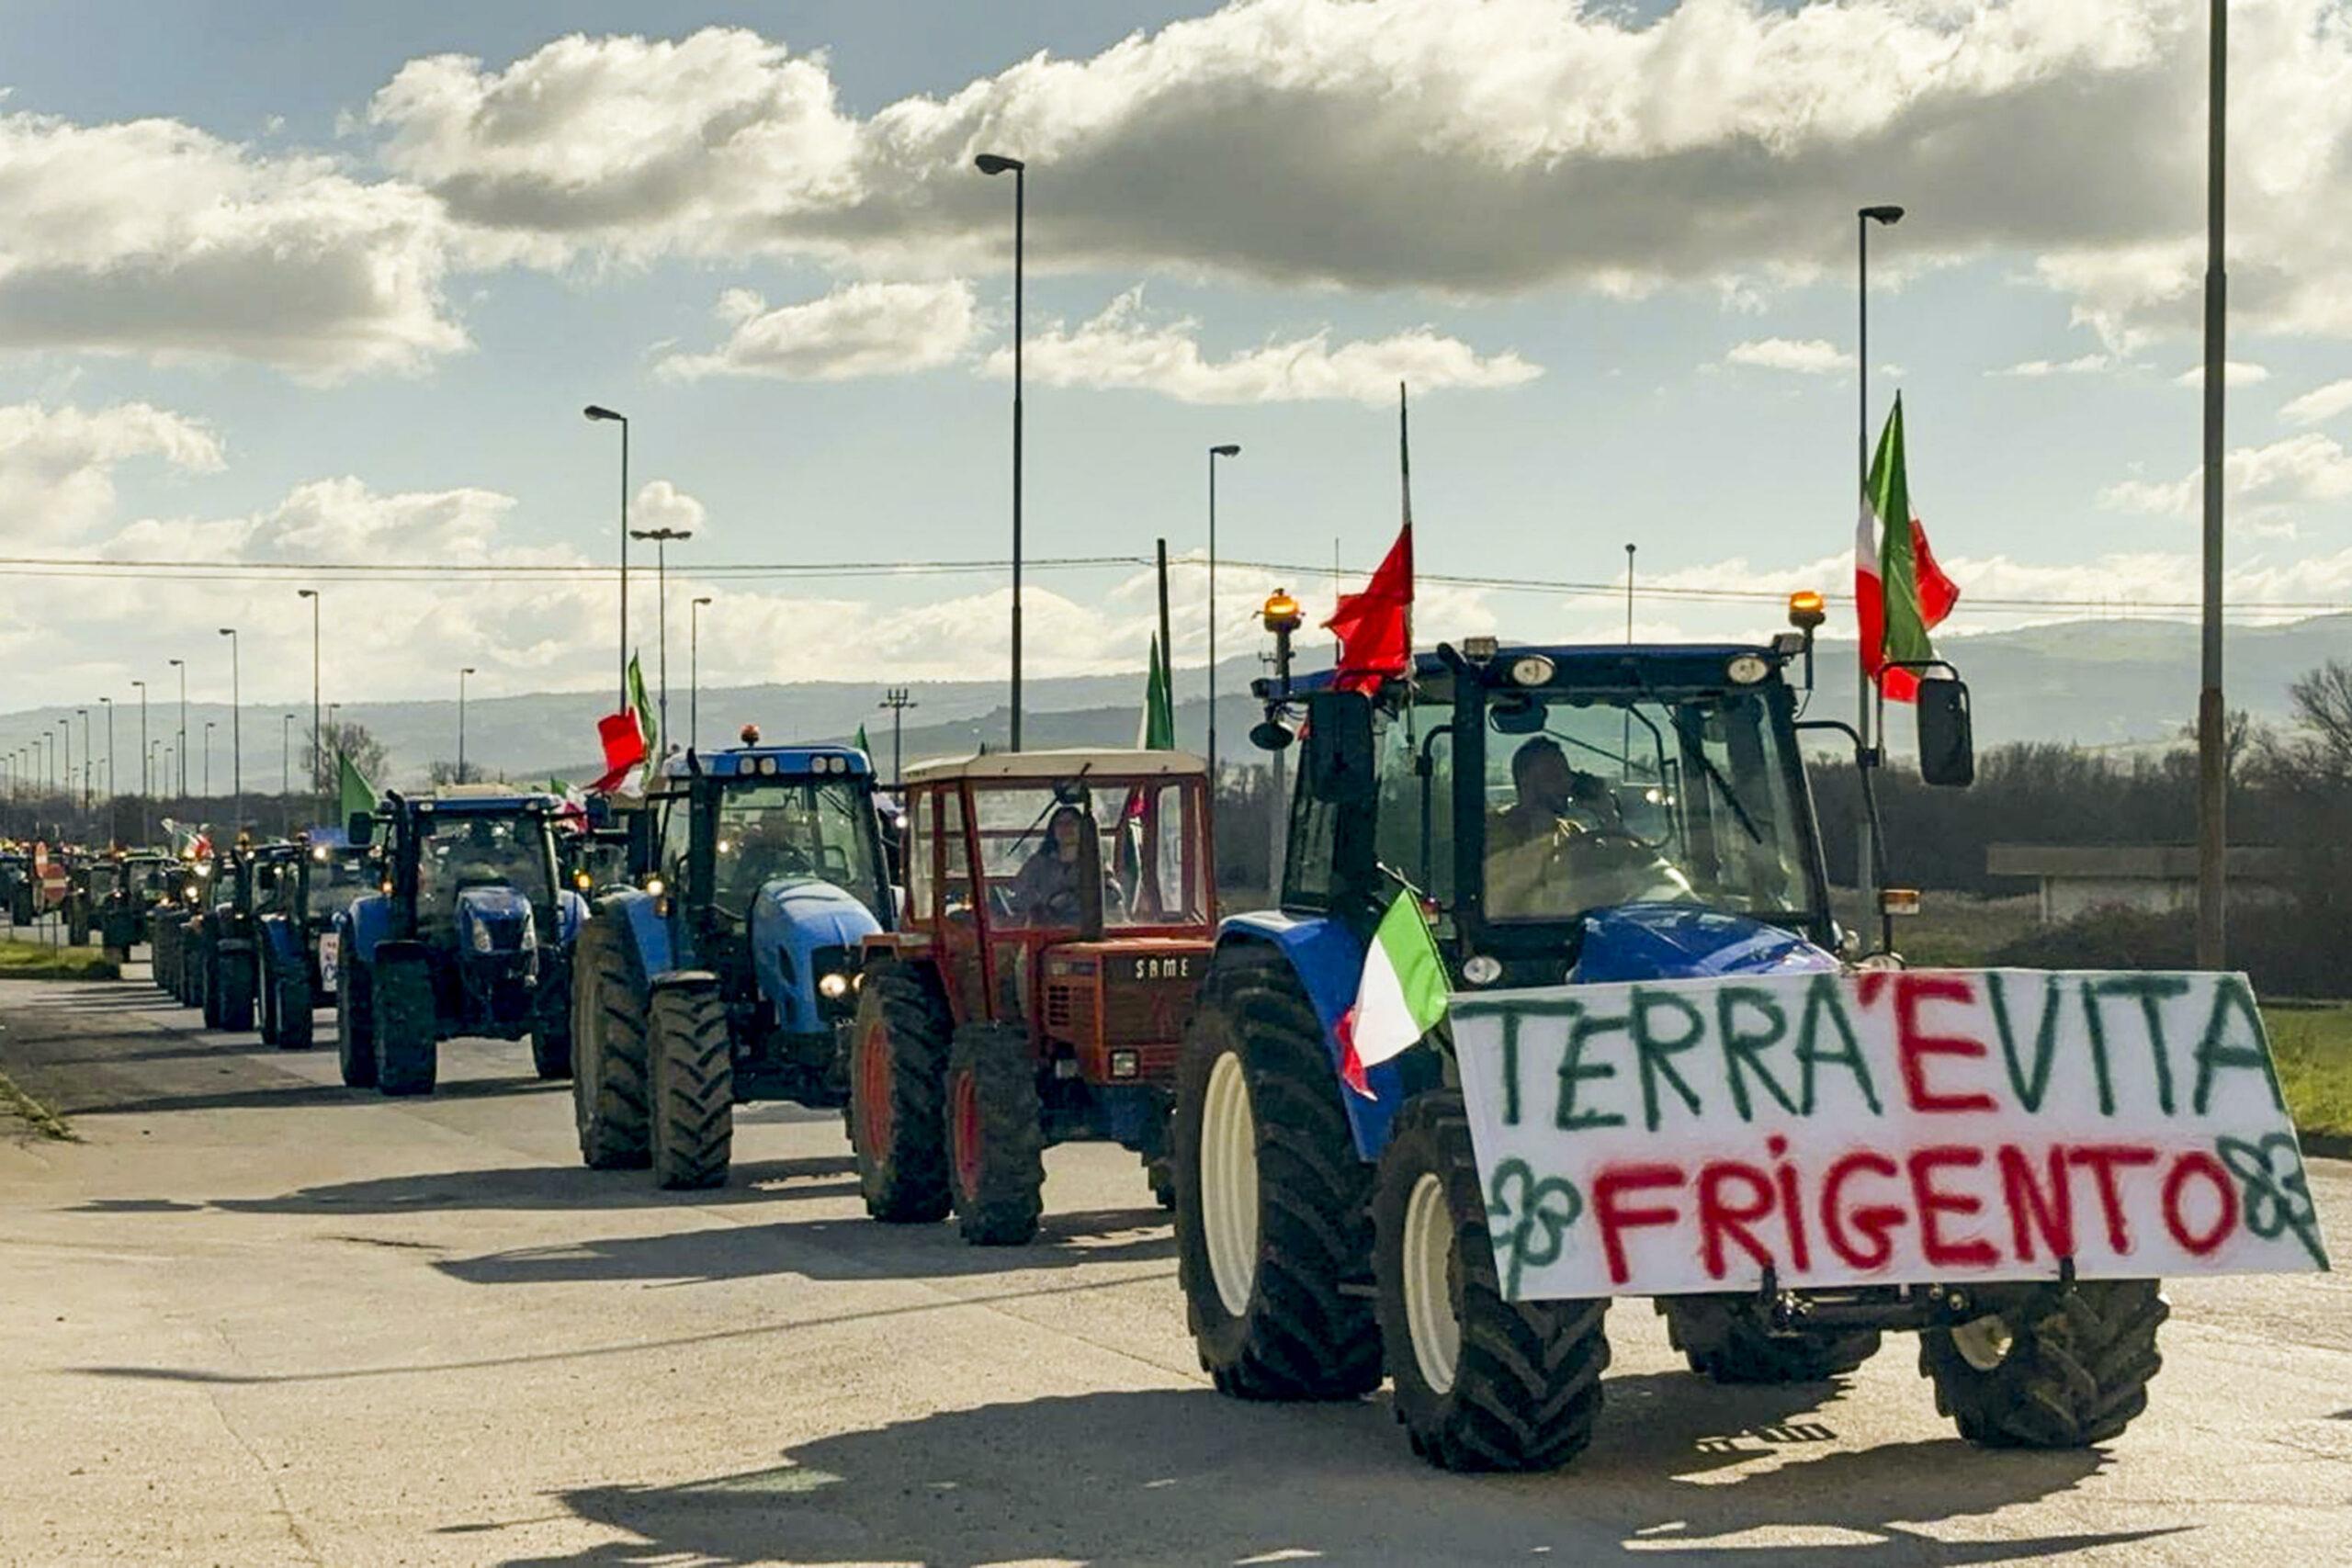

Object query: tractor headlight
[469,921,494,953]
[1509,655,1555,687]
[1462,954,1503,987]
[1726,653,1771,686]
[643,875,665,897]
[817,972,850,1000]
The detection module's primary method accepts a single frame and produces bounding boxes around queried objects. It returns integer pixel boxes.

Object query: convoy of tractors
[12,592,2221,1479]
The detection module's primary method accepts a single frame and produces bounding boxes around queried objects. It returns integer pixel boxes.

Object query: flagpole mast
[1155,536,1173,715]
[1398,382,1416,750]
[1856,203,1903,947]
[2195,0,2228,968]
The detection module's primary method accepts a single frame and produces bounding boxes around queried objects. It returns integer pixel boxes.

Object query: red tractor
[846,750,1216,1245]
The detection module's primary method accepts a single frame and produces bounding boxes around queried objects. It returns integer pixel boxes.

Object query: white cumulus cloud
[0,401,223,541]
[1723,338,1853,376]
[2170,361,2270,389]
[2100,433,2352,529]
[659,281,978,380]
[1989,354,2115,378]
[2281,378,2352,427]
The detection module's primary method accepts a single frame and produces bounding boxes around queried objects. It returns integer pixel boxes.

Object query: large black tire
[1175,948,1382,1402]
[199,935,224,1029]
[1660,1296,1881,1384]
[1374,1091,1611,1472]
[215,947,256,1033]
[372,950,437,1097]
[257,949,282,1046]
[571,915,650,1169]
[1920,1280,2167,1449]
[845,959,953,1224]
[945,1021,1046,1246]
[647,982,733,1190]
[277,951,315,1051]
[529,954,574,1081]
[336,954,378,1089]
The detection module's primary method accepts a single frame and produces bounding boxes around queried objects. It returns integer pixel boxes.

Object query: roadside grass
[2266,1002,2352,1156]
[0,1068,73,1141]
[0,942,118,981]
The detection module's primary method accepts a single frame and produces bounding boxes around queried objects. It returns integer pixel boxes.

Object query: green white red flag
[591,652,658,794]
[1856,395,1959,702]
[1338,889,1448,1099]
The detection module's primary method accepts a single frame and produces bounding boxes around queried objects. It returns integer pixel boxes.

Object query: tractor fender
[1213,911,1408,1161]
[600,888,677,984]
[750,877,882,1034]
[256,914,303,969]
[341,894,396,967]
[648,967,718,994]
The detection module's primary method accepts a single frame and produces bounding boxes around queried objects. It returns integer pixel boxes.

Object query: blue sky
[1,0,2347,709]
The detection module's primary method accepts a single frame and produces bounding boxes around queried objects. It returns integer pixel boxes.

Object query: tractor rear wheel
[571,915,650,1169]
[1374,1090,1611,1472]
[1920,1280,2167,1449]
[1175,949,1382,1402]
[1660,1297,1880,1384]
[945,1022,1045,1246]
[276,956,314,1051]
[336,954,378,1089]
[372,951,437,1097]
[846,960,952,1224]
[647,983,732,1190]
[528,959,574,1080]
[216,949,256,1033]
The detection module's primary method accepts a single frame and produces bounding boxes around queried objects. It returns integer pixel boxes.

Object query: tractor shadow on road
[436,1203,1173,1289]
[69,1072,564,1121]
[209,1155,862,1215]
[486,1382,2167,1568]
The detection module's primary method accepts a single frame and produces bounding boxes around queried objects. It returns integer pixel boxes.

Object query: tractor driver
[720,809,811,908]
[432,818,537,904]
[1011,804,1099,926]
[1485,737,1632,918]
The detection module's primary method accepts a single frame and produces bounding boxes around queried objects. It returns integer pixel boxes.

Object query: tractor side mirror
[1303,691,1376,806]
[1917,676,1975,788]
[345,813,372,847]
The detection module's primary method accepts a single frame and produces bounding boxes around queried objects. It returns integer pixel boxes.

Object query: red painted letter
[2162,1150,2238,1257]
[1895,973,1996,1114]
[2066,1145,2159,1255]
[1909,1145,1998,1269]
[1821,1151,1906,1270]
[1696,1160,1777,1281]
[1996,1144,2075,1264]
[1592,1163,1685,1287]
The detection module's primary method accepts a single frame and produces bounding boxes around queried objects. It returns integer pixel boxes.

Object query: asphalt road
[1,971,2347,1567]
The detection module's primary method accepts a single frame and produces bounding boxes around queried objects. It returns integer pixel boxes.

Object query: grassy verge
[0,1067,73,1141]
[2266,1003,2352,1157]
[0,941,119,981]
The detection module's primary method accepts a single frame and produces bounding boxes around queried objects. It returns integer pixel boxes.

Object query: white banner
[1450,969,2331,1300]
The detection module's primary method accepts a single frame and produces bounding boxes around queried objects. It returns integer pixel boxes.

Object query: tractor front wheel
[372,950,437,1097]
[257,951,282,1046]
[945,1022,1045,1246]
[647,983,733,1190]
[571,915,649,1169]
[276,956,314,1051]
[336,954,377,1088]
[216,948,256,1033]
[1660,1297,1881,1384]
[1374,1091,1611,1472]
[846,960,952,1224]
[1175,950,1382,1402]
[529,964,574,1080]
[1920,1280,2167,1449]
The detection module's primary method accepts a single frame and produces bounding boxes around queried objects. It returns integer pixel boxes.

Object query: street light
[629,527,691,750]
[99,695,114,806]
[458,667,477,781]
[219,627,240,822]
[583,404,631,707]
[297,589,322,815]
[57,718,70,814]
[976,150,1027,750]
[1856,202,1904,940]
[167,657,187,798]
[1207,443,1242,777]
[689,595,713,753]
[75,707,90,811]
[203,720,215,798]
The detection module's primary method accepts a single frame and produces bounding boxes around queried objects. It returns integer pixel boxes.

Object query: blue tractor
[1168,621,2163,1473]
[255,829,378,1050]
[334,787,584,1096]
[571,739,894,1190]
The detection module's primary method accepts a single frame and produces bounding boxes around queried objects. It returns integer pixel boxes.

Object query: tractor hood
[1566,903,1835,985]
[456,885,536,953]
[751,876,885,1035]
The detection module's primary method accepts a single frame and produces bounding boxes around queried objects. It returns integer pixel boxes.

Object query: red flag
[1325,525,1413,695]
[590,709,647,795]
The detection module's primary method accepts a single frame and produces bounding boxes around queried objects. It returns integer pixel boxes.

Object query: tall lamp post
[689,595,712,753]
[2196,0,2228,966]
[297,589,322,814]
[583,405,631,707]
[99,695,114,807]
[1856,202,1904,937]
[130,679,148,813]
[219,626,241,824]
[1206,443,1242,777]
[458,667,477,781]
[878,686,918,786]
[629,526,690,750]
[203,720,215,798]
[168,657,187,797]
[58,719,70,815]
[975,151,1027,750]
[76,707,91,810]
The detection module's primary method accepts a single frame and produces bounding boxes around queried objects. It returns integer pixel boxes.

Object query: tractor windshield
[416,813,554,910]
[306,851,375,919]
[967,778,1205,930]
[709,778,888,920]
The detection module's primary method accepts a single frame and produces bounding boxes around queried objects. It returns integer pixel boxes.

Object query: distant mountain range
[8,615,2347,790]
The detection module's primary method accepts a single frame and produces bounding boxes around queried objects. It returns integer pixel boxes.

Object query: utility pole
[2196,0,2229,967]
[975,152,1027,750]
[878,687,918,786]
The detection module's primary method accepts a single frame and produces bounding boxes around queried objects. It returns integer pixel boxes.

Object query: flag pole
[1398,381,1416,750]
[1156,536,1173,727]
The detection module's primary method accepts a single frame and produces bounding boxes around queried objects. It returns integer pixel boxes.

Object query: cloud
[2281,378,2352,426]
[0,110,466,378]
[2100,433,2352,527]
[1723,338,1852,376]
[361,4,2352,345]
[659,281,978,380]
[2170,361,2269,388]
[980,288,1538,404]
[0,401,223,541]
[632,479,708,537]
[1989,354,2115,378]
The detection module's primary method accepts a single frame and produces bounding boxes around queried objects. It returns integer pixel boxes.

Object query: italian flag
[590,652,659,794]
[1337,890,1449,1100]
[1857,395,1960,703]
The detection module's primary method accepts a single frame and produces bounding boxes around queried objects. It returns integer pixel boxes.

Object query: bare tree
[2288,660,2352,776]
[311,720,390,792]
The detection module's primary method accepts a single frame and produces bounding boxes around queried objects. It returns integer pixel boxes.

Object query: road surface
[1,972,2346,1566]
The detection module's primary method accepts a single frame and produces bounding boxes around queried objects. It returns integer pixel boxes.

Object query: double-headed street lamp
[458,667,477,781]
[976,151,1026,750]
[689,595,713,753]
[583,405,630,707]
[1206,443,1242,777]
[630,527,690,750]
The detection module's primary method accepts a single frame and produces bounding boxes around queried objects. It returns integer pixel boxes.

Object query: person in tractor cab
[719,809,811,908]
[423,818,536,912]
[1486,735,1678,918]
[1010,804,1092,925]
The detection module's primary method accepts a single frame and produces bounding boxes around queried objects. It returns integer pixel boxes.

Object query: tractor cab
[251,829,378,1049]
[847,748,1216,1242]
